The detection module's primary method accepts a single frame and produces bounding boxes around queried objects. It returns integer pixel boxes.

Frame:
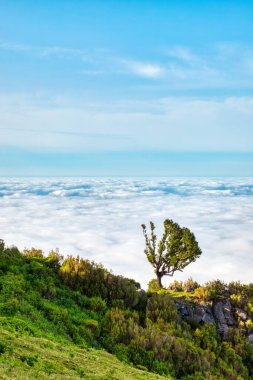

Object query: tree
[141,219,202,288]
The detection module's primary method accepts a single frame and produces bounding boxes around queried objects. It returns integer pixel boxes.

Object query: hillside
[0,240,253,379]
[0,326,166,379]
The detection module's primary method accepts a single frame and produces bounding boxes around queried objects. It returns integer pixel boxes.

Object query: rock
[236,308,248,321]
[176,301,215,325]
[174,297,248,341]
[176,302,194,319]
[248,334,253,343]
[195,304,215,324]
[202,311,215,324]
[214,302,226,324]
[213,301,229,338]
[223,299,235,326]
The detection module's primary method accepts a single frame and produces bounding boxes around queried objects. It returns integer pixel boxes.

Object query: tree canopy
[141,219,202,288]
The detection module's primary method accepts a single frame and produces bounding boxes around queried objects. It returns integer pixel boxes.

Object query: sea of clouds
[0,177,252,288]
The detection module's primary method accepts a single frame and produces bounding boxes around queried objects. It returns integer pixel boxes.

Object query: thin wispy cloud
[0,41,88,59]
[0,93,252,153]
[122,59,165,78]
[165,47,201,64]
[0,41,165,79]
[1,39,253,87]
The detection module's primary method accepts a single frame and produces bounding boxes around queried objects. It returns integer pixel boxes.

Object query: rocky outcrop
[175,300,215,325]
[174,297,252,341]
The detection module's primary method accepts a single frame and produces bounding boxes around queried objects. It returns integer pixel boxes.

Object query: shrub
[230,294,244,308]
[168,280,183,292]
[194,287,212,302]
[183,277,200,292]
[0,244,23,272]
[147,293,178,324]
[113,343,130,363]
[102,308,139,346]
[205,280,227,300]
[89,297,107,312]
[0,298,19,315]
[46,250,64,269]
[147,278,160,293]
[105,274,141,308]
[245,319,253,333]
[84,319,99,335]
[23,248,44,258]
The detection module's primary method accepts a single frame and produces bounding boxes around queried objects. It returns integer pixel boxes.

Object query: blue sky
[1,1,253,176]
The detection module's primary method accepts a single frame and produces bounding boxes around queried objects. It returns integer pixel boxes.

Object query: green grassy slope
[0,243,170,379]
[0,321,168,380]
[1,242,253,379]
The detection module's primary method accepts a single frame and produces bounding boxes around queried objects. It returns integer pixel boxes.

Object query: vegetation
[1,238,253,379]
[141,220,202,288]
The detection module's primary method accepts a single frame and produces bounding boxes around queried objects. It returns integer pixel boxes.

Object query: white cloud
[0,93,253,152]
[0,41,89,60]
[0,178,253,288]
[2,40,253,86]
[165,47,200,64]
[123,60,165,78]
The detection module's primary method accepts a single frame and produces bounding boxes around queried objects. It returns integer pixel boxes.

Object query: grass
[0,324,170,380]
[157,289,194,301]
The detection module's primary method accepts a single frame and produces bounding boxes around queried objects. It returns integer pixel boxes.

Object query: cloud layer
[0,177,252,288]
[1,94,253,153]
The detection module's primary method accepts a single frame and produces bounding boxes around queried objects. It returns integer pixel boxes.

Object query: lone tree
[141,219,202,288]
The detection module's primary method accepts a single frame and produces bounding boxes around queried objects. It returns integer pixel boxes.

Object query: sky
[0,1,253,175]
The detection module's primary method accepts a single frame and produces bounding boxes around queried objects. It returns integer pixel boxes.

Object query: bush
[89,297,107,312]
[147,279,160,293]
[84,319,99,335]
[194,287,212,302]
[106,274,141,308]
[147,293,178,324]
[113,343,130,363]
[0,244,24,272]
[205,280,227,300]
[23,248,44,258]
[183,277,200,292]
[168,280,183,292]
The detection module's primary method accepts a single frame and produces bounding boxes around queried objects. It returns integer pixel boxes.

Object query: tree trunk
[156,272,163,288]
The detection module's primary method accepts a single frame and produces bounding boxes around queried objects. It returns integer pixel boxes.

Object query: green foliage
[20,353,38,366]
[0,243,24,272]
[194,286,212,301]
[168,280,183,292]
[46,249,63,267]
[89,296,107,312]
[146,293,178,324]
[141,219,202,288]
[0,341,6,354]
[0,239,253,380]
[60,256,140,308]
[194,324,219,352]
[205,280,227,300]
[23,247,44,258]
[182,277,200,292]
[148,279,161,293]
